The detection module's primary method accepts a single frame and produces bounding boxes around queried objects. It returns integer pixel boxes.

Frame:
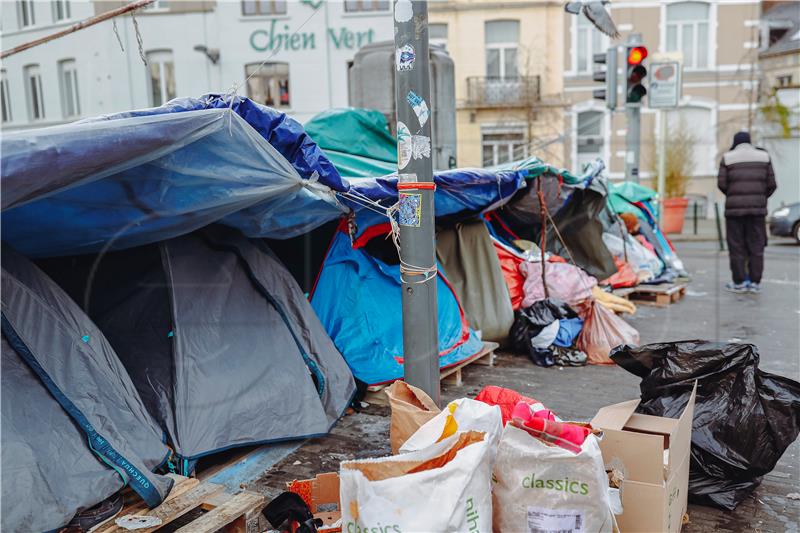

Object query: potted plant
[659,122,694,234]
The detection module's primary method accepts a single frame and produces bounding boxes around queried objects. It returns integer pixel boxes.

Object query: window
[576,110,604,170]
[485,20,519,80]
[24,64,45,121]
[482,128,527,166]
[777,75,793,88]
[246,62,290,108]
[429,23,448,50]
[241,0,287,16]
[146,51,176,107]
[52,0,71,21]
[18,0,35,27]
[666,106,715,174]
[575,12,604,74]
[143,0,169,10]
[1,71,11,123]
[344,0,389,13]
[666,2,710,69]
[59,59,80,118]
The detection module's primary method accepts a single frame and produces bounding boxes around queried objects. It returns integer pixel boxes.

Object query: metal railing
[465,76,541,107]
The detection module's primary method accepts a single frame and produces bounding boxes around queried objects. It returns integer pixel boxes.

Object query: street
[248,239,800,532]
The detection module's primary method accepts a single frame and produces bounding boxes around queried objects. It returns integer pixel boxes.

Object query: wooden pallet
[90,474,265,533]
[619,283,687,307]
[364,341,498,404]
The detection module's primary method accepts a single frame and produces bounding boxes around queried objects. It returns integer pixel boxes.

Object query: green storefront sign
[250,20,376,53]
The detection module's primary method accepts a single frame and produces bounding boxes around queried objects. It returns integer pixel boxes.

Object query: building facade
[562,0,762,210]
[429,0,567,168]
[0,0,394,131]
[757,1,800,211]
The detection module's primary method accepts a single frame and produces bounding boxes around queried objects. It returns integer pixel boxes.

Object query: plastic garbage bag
[611,341,800,510]
[553,317,583,348]
[385,381,440,454]
[511,299,578,366]
[492,423,616,532]
[600,257,639,289]
[532,320,560,349]
[340,431,493,532]
[519,261,597,307]
[575,300,639,364]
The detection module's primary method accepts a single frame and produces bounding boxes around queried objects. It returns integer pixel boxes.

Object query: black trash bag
[510,299,577,367]
[611,340,800,510]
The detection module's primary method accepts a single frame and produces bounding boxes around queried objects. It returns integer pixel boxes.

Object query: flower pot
[661,197,689,234]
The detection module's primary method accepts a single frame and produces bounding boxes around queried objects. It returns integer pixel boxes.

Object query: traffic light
[626,45,648,104]
[592,48,617,111]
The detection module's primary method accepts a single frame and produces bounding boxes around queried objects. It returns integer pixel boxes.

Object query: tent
[436,220,514,343]
[1,94,348,258]
[1,248,173,532]
[39,226,355,473]
[310,223,485,386]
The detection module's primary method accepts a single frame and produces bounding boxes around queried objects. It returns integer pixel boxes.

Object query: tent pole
[394,0,440,406]
[537,178,550,298]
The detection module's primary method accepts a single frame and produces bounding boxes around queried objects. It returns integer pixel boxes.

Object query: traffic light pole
[393,0,440,406]
[624,33,644,183]
[625,104,641,183]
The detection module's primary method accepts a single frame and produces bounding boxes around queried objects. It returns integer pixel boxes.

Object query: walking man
[718,131,777,293]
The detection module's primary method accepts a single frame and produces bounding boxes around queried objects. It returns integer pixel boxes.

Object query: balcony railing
[465,76,541,108]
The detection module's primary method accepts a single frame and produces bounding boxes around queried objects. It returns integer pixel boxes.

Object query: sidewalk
[211,241,800,532]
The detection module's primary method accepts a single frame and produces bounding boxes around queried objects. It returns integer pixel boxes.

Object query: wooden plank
[175,492,265,533]
[91,475,199,533]
[100,481,224,533]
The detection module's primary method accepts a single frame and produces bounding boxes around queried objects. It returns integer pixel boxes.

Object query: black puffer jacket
[718,143,776,216]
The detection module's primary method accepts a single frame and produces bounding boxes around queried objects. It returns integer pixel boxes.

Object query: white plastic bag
[399,398,503,456]
[493,423,615,533]
[340,431,493,533]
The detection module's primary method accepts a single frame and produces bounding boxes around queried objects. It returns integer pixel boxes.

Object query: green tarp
[607,182,659,217]
[304,108,396,177]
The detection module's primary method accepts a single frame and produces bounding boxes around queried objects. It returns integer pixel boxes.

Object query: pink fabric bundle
[519,261,597,307]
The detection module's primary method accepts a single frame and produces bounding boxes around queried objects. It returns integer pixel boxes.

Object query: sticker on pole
[397,121,412,170]
[396,44,416,71]
[399,173,418,183]
[406,91,430,127]
[398,192,422,227]
[649,59,682,109]
[394,0,412,22]
[412,135,431,160]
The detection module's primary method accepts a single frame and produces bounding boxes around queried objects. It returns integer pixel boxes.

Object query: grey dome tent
[40,225,356,473]
[1,247,173,533]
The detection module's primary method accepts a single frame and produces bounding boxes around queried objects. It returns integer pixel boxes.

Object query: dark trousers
[726,215,767,284]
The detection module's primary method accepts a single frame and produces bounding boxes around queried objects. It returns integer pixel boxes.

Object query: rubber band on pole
[397,182,436,191]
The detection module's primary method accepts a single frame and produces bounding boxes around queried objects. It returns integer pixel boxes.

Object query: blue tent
[1,94,347,257]
[310,225,484,386]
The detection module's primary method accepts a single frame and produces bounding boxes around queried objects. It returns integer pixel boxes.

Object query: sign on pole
[649,53,682,222]
[649,55,682,109]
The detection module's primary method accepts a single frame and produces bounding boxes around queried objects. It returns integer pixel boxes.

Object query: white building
[0,0,394,130]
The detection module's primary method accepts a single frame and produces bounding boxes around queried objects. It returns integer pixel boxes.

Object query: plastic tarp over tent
[1,94,348,258]
[311,225,484,386]
[1,248,173,532]
[40,226,355,471]
[304,108,397,178]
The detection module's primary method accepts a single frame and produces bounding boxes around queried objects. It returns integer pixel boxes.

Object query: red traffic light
[627,46,648,65]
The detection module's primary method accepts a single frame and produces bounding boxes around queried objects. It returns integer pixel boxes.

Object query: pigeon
[565,1,620,39]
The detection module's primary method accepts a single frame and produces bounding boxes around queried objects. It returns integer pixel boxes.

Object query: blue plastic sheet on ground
[310,230,484,385]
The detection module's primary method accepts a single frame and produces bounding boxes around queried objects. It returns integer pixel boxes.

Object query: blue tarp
[310,230,484,385]
[344,168,527,237]
[1,95,347,257]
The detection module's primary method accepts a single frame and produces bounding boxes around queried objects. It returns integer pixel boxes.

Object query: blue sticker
[81,335,90,343]
[396,44,416,71]
[398,193,422,227]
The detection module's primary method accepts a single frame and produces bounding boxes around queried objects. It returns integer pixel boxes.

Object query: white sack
[340,431,493,533]
[493,423,615,533]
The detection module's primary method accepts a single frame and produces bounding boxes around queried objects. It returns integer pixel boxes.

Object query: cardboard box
[591,384,696,533]
[287,472,341,532]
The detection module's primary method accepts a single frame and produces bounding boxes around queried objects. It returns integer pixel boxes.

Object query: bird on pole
[565,1,620,39]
